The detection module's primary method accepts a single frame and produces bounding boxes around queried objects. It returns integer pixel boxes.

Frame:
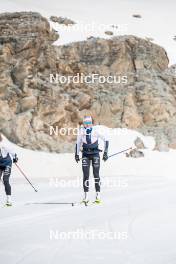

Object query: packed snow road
[0,173,176,264]
[0,131,176,263]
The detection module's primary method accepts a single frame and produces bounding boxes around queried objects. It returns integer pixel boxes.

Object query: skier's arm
[3,142,18,162]
[96,128,109,161]
[75,131,83,155]
[96,128,109,151]
[104,140,109,153]
[103,141,109,161]
[75,129,82,162]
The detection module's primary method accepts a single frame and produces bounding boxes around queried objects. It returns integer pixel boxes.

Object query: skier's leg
[82,156,90,198]
[92,155,100,193]
[0,168,3,180]
[3,166,12,205]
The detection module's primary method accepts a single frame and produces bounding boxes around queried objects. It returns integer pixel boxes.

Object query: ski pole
[15,163,38,192]
[108,147,132,159]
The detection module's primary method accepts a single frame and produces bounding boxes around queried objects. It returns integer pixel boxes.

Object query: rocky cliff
[0,12,176,152]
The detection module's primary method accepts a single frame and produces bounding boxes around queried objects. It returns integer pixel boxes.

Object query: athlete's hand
[75,154,80,163]
[103,152,108,161]
[13,154,18,163]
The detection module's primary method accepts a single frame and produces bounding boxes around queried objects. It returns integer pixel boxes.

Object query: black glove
[75,154,80,163]
[13,154,18,163]
[103,152,108,161]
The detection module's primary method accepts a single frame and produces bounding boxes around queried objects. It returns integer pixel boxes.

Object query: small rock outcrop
[50,16,76,25]
[105,31,114,36]
[126,148,144,158]
[134,137,145,149]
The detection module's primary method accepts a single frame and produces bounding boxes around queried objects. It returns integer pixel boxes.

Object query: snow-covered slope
[3,127,175,182]
[0,128,176,264]
[0,0,175,65]
[1,127,176,183]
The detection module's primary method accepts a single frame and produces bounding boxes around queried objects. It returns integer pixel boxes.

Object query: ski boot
[81,192,89,206]
[6,196,12,207]
[81,199,89,206]
[93,198,101,204]
[93,192,101,204]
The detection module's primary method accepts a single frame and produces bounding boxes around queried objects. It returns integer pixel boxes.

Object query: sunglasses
[83,121,92,125]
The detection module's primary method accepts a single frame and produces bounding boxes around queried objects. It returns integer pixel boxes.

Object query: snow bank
[2,127,176,182]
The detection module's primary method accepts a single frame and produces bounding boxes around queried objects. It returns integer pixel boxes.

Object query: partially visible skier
[75,116,109,204]
[0,133,18,206]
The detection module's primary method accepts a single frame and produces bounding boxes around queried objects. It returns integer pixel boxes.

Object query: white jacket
[0,140,16,159]
[76,125,109,155]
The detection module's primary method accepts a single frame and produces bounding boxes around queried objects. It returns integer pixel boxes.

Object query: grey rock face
[134,137,145,149]
[0,12,176,152]
[126,149,144,158]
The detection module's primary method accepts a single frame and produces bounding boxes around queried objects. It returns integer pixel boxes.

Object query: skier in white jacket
[0,134,18,206]
[75,116,109,204]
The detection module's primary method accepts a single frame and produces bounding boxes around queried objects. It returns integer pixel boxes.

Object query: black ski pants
[82,154,100,192]
[0,166,12,195]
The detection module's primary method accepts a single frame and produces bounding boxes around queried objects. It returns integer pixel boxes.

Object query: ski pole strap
[108,147,132,158]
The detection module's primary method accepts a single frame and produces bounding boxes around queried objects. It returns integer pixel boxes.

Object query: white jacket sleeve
[76,129,83,155]
[3,142,17,159]
[96,126,109,151]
